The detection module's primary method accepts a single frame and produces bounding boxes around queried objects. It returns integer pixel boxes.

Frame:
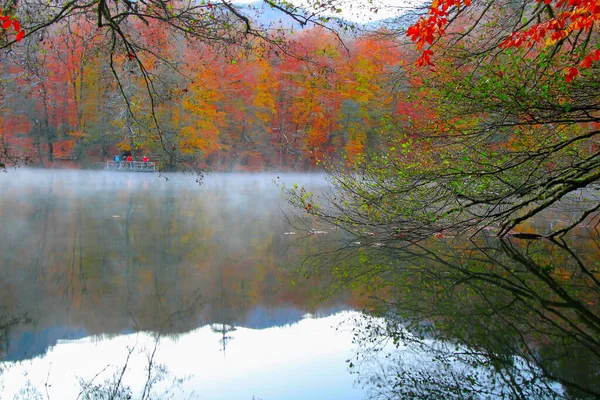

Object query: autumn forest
[0,0,599,397]
[1,12,412,171]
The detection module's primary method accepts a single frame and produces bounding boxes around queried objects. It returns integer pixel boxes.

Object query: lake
[0,169,598,399]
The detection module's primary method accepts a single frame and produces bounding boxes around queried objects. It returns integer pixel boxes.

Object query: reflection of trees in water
[349,314,567,399]
[0,307,30,364]
[75,291,203,400]
[210,253,237,353]
[0,174,352,363]
[307,233,600,399]
[74,337,193,400]
[0,309,32,397]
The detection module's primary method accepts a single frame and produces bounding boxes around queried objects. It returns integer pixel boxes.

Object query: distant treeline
[0,22,405,171]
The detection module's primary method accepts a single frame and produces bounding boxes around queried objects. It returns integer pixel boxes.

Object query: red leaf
[551,30,565,41]
[415,50,435,67]
[565,67,578,82]
[580,50,600,69]
[16,30,24,41]
[2,20,10,29]
[406,25,418,39]
[12,19,19,31]
[580,55,593,69]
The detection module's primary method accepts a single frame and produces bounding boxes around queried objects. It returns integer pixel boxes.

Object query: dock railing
[105,161,156,172]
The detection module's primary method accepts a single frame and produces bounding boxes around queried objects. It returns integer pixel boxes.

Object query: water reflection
[2,169,599,399]
[304,232,600,399]
[1,311,364,399]
[0,170,351,357]
[0,169,363,399]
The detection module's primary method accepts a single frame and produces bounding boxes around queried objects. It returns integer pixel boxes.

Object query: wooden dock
[105,161,156,172]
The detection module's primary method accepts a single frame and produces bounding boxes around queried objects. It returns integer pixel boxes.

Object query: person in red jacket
[143,155,149,163]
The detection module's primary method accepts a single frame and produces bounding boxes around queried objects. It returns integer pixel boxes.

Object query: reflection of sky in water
[1,312,364,400]
[1,169,585,398]
[0,169,359,399]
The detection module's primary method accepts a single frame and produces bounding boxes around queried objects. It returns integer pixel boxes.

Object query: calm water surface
[0,169,362,399]
[0,169,599,399]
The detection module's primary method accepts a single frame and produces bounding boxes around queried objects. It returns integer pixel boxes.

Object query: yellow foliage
[345,131,367,163]
[180,73,227,156]
[253,60,277,124]
[68,131,87,139]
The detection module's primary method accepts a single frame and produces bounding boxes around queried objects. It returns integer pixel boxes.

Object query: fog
[0,169,350,359]
[0,167,327,195]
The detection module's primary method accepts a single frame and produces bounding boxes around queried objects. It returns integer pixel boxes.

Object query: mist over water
[2,169,597,399]
[0,169,365,399]
[0,168,342,334]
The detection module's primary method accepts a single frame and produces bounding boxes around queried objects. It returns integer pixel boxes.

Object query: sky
[234,0,424,23]
[0,312,368,400]
[298,0,423,23]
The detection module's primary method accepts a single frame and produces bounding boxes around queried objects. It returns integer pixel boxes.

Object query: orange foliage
[408,0,600,79]
[52,139,76,159]
[1,23,403,169]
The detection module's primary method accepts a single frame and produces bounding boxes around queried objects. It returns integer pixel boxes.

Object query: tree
[335,35,402,163]
[0,0,349,171]
[323,235,600,399]
[181,58,226,163]
[0,12,25,43]
[285,0,600,239]
[288,28,343,164]
[407,0,600,78]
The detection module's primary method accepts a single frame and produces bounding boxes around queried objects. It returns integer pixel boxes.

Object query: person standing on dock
[143,155,149,163]
[127,155,132,168]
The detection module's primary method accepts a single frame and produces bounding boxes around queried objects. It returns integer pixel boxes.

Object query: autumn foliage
[407,0,600,80]
[0,12,25,42]
[0,20,401,171]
